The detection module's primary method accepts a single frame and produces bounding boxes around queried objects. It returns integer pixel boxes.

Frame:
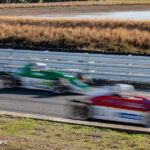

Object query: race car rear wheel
[1,73,17,89]
[53,87,66,94]
[69,101,89,120]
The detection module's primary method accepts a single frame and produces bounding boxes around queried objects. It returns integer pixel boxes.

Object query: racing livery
[1,63,92,94]
[69,84,150,127]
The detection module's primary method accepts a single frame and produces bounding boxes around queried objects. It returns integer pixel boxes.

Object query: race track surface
[0,87,83,118]
[0,84,150,127]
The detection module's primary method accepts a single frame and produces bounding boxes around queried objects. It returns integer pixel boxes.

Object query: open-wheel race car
[69,84,150,127]
[1,63,92,94]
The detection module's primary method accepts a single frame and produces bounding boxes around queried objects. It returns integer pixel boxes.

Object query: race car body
[70,84,150,127]
[1,63,92,94]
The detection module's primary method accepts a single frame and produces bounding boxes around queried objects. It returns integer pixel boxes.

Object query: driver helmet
[34,63,48,71]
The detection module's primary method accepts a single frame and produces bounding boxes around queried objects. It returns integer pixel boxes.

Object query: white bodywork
[20,77,54,91]
[19,77,88,94]
[89,105,148,125]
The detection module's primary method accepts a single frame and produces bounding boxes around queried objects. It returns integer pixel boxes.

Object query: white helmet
[33,63,48,71]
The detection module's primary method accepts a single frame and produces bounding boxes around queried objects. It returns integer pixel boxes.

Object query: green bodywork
[14,63,91,92]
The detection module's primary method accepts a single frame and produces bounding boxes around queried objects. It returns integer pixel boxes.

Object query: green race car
[1,63,92,94]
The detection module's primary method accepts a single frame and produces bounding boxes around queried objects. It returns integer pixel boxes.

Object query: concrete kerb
[0,110,149,134]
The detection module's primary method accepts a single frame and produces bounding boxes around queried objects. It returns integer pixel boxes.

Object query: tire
[53,87,66,94]
[1,74,17,89]
[69,101,89,120]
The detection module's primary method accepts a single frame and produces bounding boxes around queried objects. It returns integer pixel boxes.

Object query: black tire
[69,101,89,120]
[1,73,17,89]
[53,87,66,94]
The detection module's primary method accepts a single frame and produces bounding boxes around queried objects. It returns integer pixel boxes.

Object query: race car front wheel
[69,101,89,120]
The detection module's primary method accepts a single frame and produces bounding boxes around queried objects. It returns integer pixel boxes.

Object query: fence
[0,49,150,82]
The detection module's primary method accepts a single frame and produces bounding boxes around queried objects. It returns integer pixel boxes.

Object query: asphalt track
[0,86,83,119]
[0,83,150,129]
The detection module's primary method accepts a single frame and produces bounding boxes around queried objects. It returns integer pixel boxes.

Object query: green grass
[0,115,149,150]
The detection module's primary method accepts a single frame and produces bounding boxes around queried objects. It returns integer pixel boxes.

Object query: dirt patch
[0,5,150,17]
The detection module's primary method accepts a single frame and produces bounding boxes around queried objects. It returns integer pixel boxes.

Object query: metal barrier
[0,49,150,82]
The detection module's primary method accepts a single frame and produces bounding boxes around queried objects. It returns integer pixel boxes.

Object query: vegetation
[0,1,150,8]
[0,114,149,150]
[0,17,150,54]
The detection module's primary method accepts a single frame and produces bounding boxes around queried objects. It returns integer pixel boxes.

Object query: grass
[0,1,150,9]
[0,17,150,54]
[0,114,149,150]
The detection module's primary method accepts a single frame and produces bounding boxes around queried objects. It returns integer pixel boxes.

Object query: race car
[1,63,92,94]
[69,84,150,127]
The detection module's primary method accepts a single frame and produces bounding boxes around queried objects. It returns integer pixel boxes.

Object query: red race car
[69,84,150,127]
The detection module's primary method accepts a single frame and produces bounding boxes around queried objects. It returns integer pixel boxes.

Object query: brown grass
[0,1,150,9]
[0,17,150,54]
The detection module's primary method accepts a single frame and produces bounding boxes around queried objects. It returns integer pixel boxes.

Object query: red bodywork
[89,95,150,112]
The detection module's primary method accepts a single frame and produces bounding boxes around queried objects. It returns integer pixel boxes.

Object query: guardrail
[0,49,150,82]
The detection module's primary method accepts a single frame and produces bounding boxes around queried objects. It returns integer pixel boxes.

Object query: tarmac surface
[0,84,150,127]
[0,86,85,118]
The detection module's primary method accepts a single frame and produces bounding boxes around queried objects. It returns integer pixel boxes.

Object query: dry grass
[0,1,150,9]
[0,17,150,54]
